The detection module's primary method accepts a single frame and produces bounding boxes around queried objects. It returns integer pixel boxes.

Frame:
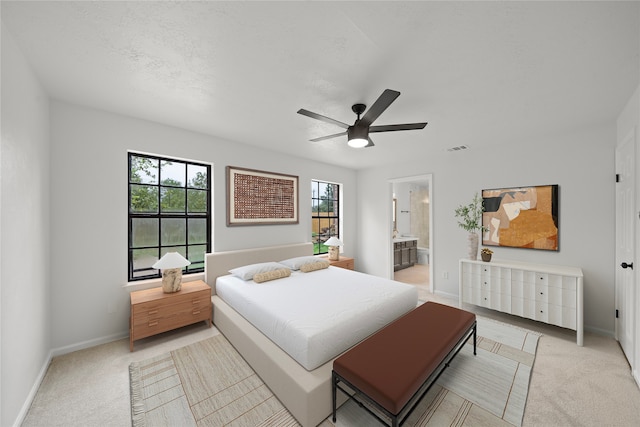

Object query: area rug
[129,316,540,427]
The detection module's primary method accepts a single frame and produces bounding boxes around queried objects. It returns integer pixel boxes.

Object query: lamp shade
[324,237,343,247]
[152,252,191,270]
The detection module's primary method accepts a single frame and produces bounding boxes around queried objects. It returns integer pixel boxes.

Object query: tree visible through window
[128,153,211,281]
[311,180,340,255]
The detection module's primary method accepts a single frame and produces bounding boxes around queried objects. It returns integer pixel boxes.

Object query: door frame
[388,173,433,293]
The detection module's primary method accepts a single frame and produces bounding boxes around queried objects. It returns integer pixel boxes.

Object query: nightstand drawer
[129,280,212,351]
[132,293,209,326]
[132,304,211,340]
[324,256,354,270]
[334,258,354,270]
[132,289,209,319]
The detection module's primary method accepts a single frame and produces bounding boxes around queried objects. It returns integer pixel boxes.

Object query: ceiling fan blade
[365,137,375,148]
[309,131,347,142]
[359,89,401,127]
[297,109,350,129]
[369,122,428,133]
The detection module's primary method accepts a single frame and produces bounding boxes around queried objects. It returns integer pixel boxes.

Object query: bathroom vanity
[393,237,418,271]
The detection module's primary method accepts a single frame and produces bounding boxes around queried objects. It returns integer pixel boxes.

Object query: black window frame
[128,152,211,282]
[311,180,340,255]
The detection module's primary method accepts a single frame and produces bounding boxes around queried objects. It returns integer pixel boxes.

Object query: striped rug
[129,316,539,426]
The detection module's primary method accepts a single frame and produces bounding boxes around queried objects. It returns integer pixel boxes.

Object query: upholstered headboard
[204,242,314,294]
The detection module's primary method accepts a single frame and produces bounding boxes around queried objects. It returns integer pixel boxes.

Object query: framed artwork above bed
[482,184,559,251]
[226,166,299,226]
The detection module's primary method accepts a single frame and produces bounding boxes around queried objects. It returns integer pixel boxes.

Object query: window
[128,153,211,281]
[311,180,340,255]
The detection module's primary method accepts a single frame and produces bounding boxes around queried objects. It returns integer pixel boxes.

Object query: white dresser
[459,258,584,345]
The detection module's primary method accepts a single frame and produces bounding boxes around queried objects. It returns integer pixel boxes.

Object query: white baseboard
[584,324,615,339]
[51,331,129,357]
[15,330,129,426]
[13,349,53,427]
[433,289,459,302]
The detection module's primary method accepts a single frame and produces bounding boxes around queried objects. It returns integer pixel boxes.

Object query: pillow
[253,268,291,283]
[279,256,324,271]
[229,262,289,281]
[300,260,330,273]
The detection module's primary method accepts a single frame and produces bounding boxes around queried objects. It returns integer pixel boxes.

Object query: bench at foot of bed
[332,301,476,427]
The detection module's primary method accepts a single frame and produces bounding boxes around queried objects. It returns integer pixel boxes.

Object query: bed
[204,243,418,426]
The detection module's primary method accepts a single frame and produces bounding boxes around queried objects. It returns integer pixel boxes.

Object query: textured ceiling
[2,1,639,170]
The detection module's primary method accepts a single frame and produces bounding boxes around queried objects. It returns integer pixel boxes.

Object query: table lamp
[324,237,343,261]
[152,252,191,293]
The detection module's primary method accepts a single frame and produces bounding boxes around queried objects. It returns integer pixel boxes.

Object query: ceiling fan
[297,89,427,148]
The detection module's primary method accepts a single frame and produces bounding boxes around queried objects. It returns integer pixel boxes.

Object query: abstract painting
[482,185,559,250]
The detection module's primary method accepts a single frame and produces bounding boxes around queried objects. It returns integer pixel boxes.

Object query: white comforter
[216,266,418,370]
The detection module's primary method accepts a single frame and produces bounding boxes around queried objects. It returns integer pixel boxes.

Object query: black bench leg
[473,323,477,355]
[332,372,337,422]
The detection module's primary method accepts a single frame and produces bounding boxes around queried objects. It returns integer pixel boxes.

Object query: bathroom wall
[393,181,430,248]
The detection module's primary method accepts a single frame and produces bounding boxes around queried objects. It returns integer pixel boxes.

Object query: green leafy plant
[454,192,488,233]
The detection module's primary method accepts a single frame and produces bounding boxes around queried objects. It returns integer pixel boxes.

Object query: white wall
[49,101,357,352]
[393,182,411,235]
[357,124,617,335]
[1,25,51,426]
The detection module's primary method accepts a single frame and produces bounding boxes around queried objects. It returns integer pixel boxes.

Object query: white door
[616,130,636,366]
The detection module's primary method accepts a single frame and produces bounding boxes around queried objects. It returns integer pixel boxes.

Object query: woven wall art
[226,166,298,226]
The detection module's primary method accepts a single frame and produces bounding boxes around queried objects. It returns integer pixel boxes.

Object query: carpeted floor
[129,317,539,426]
[21,290,640,426]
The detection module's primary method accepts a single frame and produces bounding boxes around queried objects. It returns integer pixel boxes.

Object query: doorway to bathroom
[389,174,433,299]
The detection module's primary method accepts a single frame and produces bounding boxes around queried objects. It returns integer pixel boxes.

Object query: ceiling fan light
[347,138,368,148]
[347,126,369,148]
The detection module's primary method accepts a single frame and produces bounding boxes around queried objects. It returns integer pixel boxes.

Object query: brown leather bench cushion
[333,301,476,415]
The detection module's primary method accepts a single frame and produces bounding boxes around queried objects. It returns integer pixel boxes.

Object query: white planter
[467,233,479,260]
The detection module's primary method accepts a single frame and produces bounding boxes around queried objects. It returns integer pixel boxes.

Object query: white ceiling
[2,1,639,170]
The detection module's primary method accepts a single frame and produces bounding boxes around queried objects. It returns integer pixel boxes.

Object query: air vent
[447,145,469,152]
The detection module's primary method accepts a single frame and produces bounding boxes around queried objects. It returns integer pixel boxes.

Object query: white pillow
[229,262,289,281]
[279,256,323,271]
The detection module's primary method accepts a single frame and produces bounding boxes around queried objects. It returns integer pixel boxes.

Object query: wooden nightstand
[323,256,355,270]
[129,280,212,351]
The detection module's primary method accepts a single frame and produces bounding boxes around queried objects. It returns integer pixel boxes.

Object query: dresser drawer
[459,259,584,346]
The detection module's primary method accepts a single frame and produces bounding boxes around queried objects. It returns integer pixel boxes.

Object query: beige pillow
[253,268,291,283]
[300,260,330,273]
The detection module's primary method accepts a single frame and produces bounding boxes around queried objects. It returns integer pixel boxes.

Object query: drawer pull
[148,310,158,315]
[193,310,200,315]
[148,321,159,327]
[192,300,200,305]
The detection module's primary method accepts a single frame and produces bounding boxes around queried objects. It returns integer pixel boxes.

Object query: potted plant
[480,248,493,262]
[454,192,488,260]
